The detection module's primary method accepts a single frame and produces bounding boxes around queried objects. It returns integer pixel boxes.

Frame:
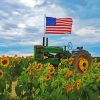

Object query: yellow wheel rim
[78,57,89,73]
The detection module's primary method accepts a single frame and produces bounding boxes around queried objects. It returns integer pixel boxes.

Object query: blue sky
[0,0,100,56]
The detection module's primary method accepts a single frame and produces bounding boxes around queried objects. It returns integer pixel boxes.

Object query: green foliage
[0,56,100,100]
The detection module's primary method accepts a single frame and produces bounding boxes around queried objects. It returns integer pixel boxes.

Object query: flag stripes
[45,17,73,34]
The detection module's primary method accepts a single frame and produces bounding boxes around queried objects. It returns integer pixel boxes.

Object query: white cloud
[19,0,45,8]
[18,40,41,46]
[69,18,100,44]
[12,11,20,16]
[20,0,37,7]
[5,0,46,8]
[17,23,27,28]
[76,27,94,36]
[0,29,26,37]
[75,27,100,37]
[45,4,71,17]
[0,50,32,56]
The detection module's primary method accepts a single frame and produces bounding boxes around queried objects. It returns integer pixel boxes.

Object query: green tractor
[34,37,92,73]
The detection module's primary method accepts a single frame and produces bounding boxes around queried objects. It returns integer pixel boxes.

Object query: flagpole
[43,14,46,46]
[44,14,46,37]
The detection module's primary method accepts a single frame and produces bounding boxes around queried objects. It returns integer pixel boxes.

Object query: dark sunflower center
[84,69,86,71]
[2,60,7,65]
[38,65,41,69]
[50,68,53,72]
[0,72,2,76]
[47,76,49,79]
[83,63,86,67]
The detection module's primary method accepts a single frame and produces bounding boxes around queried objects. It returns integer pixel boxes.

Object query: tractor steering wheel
[67,42,73,50]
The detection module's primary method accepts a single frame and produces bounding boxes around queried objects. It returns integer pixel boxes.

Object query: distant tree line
[93,57,100,62]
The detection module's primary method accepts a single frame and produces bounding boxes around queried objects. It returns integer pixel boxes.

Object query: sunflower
[1,57,9,68]
[36,63,43,71]
[27,65,35,74]
[67,57,74,64]
[76,79,81,90]
[61,61,66,65]
[49,66,55,75]
[83,67,88,73]
[49,64,54,68]
[57,67,61,73]
[59,63,62,66]
[16,57,21,63]
[96,75,100,83]
[45,74,51,81]
[64,70,73,78]
[47,63,51,67]
[0,70,3,78]
[66,83,73,93]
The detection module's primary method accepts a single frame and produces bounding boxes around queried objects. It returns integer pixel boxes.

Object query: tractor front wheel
[73,54,92,73]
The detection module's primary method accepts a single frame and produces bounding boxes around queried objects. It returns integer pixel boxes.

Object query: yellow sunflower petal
[0,70,4,78]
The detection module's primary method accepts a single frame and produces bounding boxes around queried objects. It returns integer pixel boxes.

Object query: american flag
[45,17,73,34]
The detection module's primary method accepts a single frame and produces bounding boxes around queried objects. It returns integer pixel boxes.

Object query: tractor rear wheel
[73,53,92,73]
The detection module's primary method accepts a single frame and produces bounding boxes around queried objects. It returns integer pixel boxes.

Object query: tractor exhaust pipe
[43,37,45,46]
[46,38,48,46]
[64,46,66,51]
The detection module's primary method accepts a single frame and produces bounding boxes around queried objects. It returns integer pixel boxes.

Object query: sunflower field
[0,56,100,100]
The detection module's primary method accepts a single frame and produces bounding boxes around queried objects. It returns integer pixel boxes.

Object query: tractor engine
[34,37,71,66]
